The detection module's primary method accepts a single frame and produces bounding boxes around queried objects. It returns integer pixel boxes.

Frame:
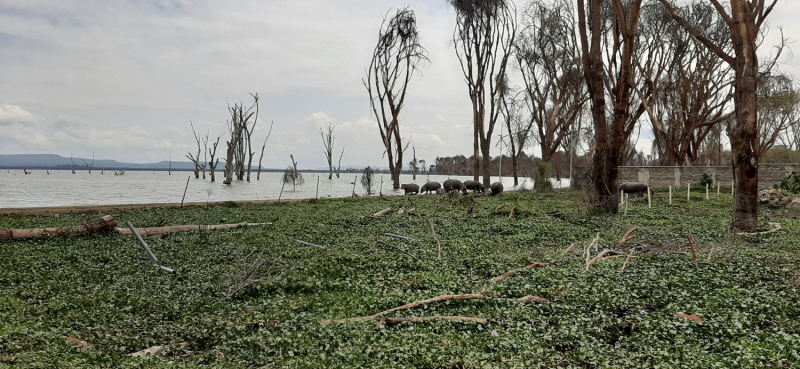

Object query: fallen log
[383,316,487,326]
[0,215,116,241]
[116,222,270,236]
[372,208,393,217]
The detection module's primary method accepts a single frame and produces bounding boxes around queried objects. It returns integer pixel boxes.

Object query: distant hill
[0,154,197,171]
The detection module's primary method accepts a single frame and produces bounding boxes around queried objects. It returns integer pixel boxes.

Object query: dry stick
[509,207,515,218]
[372,208,393,217]
[619,227,639,246]
[376,240,419,261]
[706,246,715,262]
[621,249,635,272]
[180,176,191,207]
[490,261,547,283]
[585,233,600,271]
[126,221,175,274]
[321,293,487,325]
[296,240,327,249]
[384,233,416,241]
[562,244,575,254]
[116,222,270,236]
[687,234,697,261]
[429,219,442,261]
[278,181,285,203]
[384,316,487,326]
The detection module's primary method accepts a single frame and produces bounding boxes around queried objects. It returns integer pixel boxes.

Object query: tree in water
[364,7,428,190]
[361,166,375,195]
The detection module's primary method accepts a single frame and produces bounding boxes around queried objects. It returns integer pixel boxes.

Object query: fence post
[687,182,691,202]
[648,188,652,208]
[669,186,672,205]
[706,183,709,200]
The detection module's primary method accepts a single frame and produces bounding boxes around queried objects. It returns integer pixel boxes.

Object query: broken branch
[383,316,487,326]
[688,234,697,261]
[116,222,270,236]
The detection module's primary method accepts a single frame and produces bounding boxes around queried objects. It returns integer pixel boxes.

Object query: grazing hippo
[490,182,504,196]
[464,180,486,193]
[401,183,419,195]
[421,181,442,194]
[443,179,468,194]
[619,182,651,197]
[435,188,446,194]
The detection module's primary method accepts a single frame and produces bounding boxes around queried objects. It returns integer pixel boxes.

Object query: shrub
[692,173,714,192]
[779,172,800,194]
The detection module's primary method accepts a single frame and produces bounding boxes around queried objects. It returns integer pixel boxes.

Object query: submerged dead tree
[361,166,375,195]
[281,154,304,191]
[207,132,223,182]
[448,0,517,187]
[256,121,274,181]
[658,0,779,229]
[320,123,338,180]
[186,122,205,179]
[82,153,95,174]
[364,7,428,190]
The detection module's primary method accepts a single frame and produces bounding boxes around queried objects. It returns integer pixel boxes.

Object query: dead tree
[658,0,779,229]
[186,122,204,179]
[224,97,257,183]
[516,0,586,180]
[335,146,346,178]
[208,132,223,182]
[361,166,375,195]
[168,153,172,175]
[82,152,94,174]
[70,154,76,174]
[408,147,418,180]
[281,154,304,191]
[576,0,644,213]
[256,121,274,181]
[319,123,337,180]
[245,93,260,182]
[449,0,517,187]
[364,7,428,190]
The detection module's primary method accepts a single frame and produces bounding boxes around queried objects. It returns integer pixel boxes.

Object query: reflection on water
[0,170,569,209]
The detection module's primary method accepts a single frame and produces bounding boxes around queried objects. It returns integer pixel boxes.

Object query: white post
[647,187,652,208]
[717,182,720,196]
[620,190,624,205]
[706,183,709,200]
[687,182,691,201]
[669,186,673,205]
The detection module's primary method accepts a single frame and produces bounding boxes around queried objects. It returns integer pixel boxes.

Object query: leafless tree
[319,123,338,180]
[364,7,428,189]
[224,97,258,184]
[500,92,534,186]
[658,0,779,229]
[281,154,304,191]
[448,0,517,187]
[82,152,94,174]
[335,146,346,179]
[70,154,76,174]
[515,0,585,181]
[408,147,418,180]
[757,72,799,156]
[639,1,733,166]
[186,122,204,179]
[257,121,274,181]
[576,0,645,213]
[245,93,260,182]
[208,132,223,182]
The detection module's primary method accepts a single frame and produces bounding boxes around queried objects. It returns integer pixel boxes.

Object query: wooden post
[706,183,709,200]
[624,193,628,215]
[669,186,673,205]
[316,176,320,200]
[687,182,690,202]
[647,187,652,208]
[181,176,190,207]
[717,183,720,196]
[620,190,624,205]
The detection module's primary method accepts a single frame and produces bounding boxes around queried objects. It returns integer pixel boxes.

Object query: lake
[0,169,568,209]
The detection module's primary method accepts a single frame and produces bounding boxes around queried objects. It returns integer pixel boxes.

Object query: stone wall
[573,164,800,189]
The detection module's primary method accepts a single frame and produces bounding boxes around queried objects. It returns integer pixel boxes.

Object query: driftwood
[116,222,270,236]
[383,316,487,326]
[0,215,116,240]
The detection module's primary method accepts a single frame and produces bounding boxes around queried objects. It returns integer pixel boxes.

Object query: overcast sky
[1,0,799,169]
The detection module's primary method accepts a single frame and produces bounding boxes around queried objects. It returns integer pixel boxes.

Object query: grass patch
[1,192,799,368]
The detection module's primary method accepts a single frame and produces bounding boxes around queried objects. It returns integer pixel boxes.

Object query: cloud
[0,104,36,126]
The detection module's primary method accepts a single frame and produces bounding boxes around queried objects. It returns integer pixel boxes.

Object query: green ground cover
[1,190,799,368]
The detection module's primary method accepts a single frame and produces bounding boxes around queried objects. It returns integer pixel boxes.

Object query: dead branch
[621,249,635,272]
[515,295,547,304]
[383,316,487,326]
[116,222,270,237]
[562,244,575,254]
[619,227,639,245]
[509,207,515,218]
[0,215,117,240]
[688,234,697,261]
[491,260,547,283]
[372,208,393,217]
[385,233,416,241]
[321,293,487,325]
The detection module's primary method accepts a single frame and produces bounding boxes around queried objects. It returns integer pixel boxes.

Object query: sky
[1,0,799,169]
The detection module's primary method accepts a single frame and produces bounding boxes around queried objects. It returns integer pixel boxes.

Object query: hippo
[619,182,651,197]
[435,188,446,194]
[490,182,504,196]
[443,179,468,194]
[421,181,442,194]
[464,180,486,193]
[401,183,419,195]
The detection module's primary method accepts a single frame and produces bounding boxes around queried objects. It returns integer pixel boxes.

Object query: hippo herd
[401,179,504,196]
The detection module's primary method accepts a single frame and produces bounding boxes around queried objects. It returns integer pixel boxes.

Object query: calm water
[0,170,567,209]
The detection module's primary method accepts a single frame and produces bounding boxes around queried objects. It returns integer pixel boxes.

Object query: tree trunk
[512,155,519,187]
[480,140,492,187]
[473,98,481,182]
